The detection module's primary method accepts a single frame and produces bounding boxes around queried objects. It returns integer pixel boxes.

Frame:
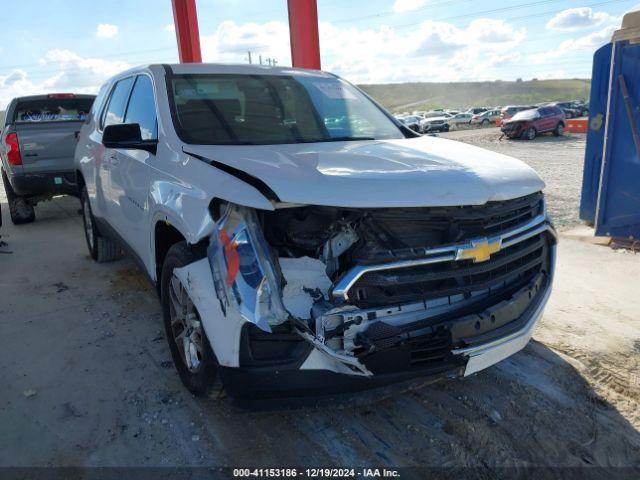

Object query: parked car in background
[501,105,565,140]
[1,93,95,223]
[501,105,535,121]
[548,102,579,119]
[420,113,451,132]
[75,63,555,400]
[471,109,501,126]
[467,107,488,115]
[397,115,422,133]
[449,113,472,128]
[569,101,589,117]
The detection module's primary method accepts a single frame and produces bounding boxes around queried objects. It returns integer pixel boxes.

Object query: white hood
[186,135,545,208]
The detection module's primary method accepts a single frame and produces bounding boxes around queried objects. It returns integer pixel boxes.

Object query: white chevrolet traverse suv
[75,64,556,400]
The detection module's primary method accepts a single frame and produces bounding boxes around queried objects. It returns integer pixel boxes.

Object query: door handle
[107,153,119,165]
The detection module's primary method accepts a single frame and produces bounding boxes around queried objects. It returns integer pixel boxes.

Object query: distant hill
[358,79,591,112]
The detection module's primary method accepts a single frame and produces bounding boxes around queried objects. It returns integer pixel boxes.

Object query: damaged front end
[205,193,556,395]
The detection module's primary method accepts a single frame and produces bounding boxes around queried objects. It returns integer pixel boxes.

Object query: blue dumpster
[580,6,640,239]
[579,43,612,224]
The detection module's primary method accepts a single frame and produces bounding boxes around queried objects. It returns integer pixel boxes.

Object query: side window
[101,77,135,129]
[124,75,158,140]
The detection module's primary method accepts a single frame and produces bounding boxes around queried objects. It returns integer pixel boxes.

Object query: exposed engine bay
[207,192,554,377]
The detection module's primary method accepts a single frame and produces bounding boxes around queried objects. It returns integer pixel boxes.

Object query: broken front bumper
[217,245,555,400]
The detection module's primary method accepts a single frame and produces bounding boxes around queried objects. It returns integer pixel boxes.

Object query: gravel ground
[442,127,586,229]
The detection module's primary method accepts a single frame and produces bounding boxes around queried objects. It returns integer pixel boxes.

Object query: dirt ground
[442,127,586,229]
[1,132,639,474]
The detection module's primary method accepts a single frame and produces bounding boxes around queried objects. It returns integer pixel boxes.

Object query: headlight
[208,203,289,332]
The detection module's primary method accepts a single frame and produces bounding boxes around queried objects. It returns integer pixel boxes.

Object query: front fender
[149,170,275,244]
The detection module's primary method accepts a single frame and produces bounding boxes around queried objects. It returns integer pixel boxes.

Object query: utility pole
[259,54,263,65]
[246,51,252,64]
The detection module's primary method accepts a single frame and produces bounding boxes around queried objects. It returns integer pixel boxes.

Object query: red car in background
[500,105,565,140]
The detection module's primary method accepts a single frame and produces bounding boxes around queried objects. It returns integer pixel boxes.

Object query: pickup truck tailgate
[14,122,83,174]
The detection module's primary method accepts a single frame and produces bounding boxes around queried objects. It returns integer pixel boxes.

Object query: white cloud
[201,20,291,65]
[96,23,119,38]
[198,18,528,84]
[165,23,175,33]
[393,0,428,13]
[546,8,615,31]
[530,24,616,62]
[0,50,129,108]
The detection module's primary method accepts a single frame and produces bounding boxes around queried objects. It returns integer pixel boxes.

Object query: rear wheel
[553,123,564,136]
[481,119,490,126]
[80,186,121,262]
[2,170,35,224]
[161,242,218,396]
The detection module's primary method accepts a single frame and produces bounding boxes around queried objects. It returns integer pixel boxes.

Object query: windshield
[511,109,539,121]
[168,74,404,145]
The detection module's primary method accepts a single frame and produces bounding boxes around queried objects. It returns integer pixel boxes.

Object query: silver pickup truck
[1,93,95,223]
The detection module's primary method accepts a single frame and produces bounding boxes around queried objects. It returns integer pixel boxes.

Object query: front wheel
[161,242,218,396]
[553,123,564,136]
[522,127,537,140]
[442,124,450,132]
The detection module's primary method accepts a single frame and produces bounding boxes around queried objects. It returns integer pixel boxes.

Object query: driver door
[108,74,158,272]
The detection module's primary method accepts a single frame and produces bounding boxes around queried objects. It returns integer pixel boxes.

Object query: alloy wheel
[169,273,205,372]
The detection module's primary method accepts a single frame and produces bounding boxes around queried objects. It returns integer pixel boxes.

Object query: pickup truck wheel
[80,187,120,262]
[2,171,35,224]
[161,242,218,396]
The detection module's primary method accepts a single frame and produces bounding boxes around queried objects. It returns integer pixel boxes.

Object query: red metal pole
[287,0,321,69]
[171,0,202,63]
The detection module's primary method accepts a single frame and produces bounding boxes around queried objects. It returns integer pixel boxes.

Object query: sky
[0,0,635,108]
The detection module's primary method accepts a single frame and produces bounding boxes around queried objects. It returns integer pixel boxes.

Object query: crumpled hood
[186,135,545,208]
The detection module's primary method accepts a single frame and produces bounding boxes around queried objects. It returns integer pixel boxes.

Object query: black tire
[442,124,450,132]
[80,186,121,262]
[553,123,564,137]
[522,127,537,140]
[161,241,218,396]
[481,119,490,126]
[2,170,35,224]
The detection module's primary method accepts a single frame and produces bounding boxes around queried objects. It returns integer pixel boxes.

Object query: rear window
[13,98,94,123]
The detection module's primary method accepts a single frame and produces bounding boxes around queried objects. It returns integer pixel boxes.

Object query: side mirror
[102,123,157,154]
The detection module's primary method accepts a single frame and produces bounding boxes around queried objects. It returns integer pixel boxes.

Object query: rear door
[11,96,94,175]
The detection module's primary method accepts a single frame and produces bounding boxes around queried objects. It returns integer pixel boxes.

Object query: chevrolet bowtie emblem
[456,238,502,263]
